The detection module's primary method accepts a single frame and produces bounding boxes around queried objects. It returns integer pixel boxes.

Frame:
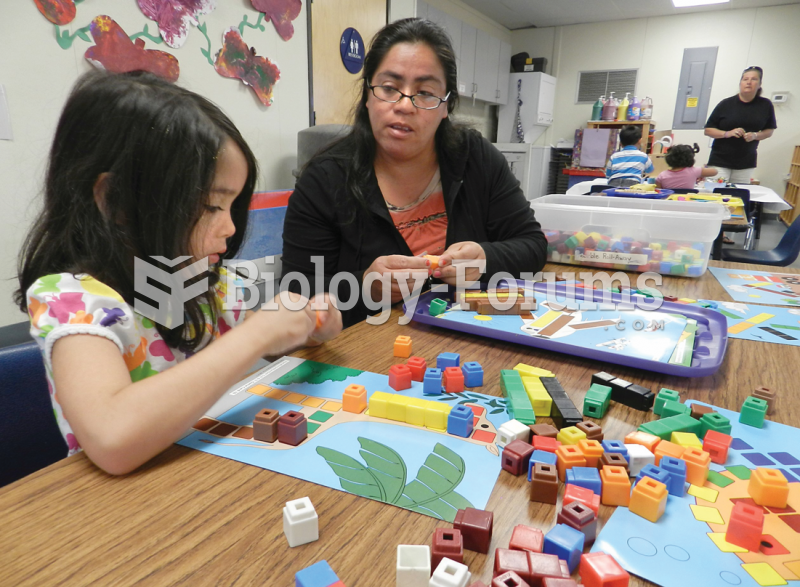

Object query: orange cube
[600,466,631,507]
[578,439,604,468]
[748,468,789,508]
[556,444,586,482]
[424,254,440,271]
[630,477,668,522]
[654,440,685,466]
[681,447,711,486]
[342,384,367,414]
[624,430,661,453]
[393,335,412,358]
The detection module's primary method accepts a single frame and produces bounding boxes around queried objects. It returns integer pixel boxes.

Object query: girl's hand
[364,255,431,304]
[308,293,343,345]
[249,292,316,356]
[435,241,486,286]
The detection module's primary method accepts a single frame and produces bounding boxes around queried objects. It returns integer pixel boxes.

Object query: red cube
[502,440,535,476]
[277,411,307,446]
[703,430,733,465]
[406,356,427,382]
[579,552,630,587]
[532,436,561,453]
[563,483,600,515]
[527,552,564,585]
[543,579,579,587]
[454,507,493,553]
[726,502,764,551]
[509,524,543,554]
[494,548,531,582]
[389,364,412,391]
[492,571,530,587]
[431,527,463,571]
[443,366,465,393]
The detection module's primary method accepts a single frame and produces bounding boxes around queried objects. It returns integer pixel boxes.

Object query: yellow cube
[651,243,662,251]
[671,431,703,450]
[368,391,392,419]
[405,398,428,427]
[424,402,451,431]
[387,394,410,422]
[514,363,554,378]
[575,231,588,245]
[557,426,587,446]
[528,387,553,417]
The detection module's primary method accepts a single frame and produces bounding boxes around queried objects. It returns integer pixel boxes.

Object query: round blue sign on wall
[340,28,365,74]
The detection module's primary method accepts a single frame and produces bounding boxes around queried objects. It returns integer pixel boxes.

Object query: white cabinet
[497,72,557,143]
[474,30,499,102]
[494,144,552,201]
[459,23,476,98]
[496,42,511,105]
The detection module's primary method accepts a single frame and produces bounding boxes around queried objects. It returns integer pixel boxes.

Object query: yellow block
[521,376,546,391]
[688,484,718,503]
[322,401,341,412]
[528,388,553,417]
[706,533,747,553]
[425,402,451,431]
[729,321,755,334]
[265,388,288,400]
[671,431,703,450]
[784,561,800,580]
[651,243,662,250]
[748,313,775,325]
[283,392,305,404]
[249,384,272,395]
[387,394,410,422]
[301,397,325,408]
[514,363,555,378]
[741,563,788,586]
[368,391,392,419]
[690,504,724,524]
[405,398,428,427]
[678,298,697,304]
[557,426,587,445]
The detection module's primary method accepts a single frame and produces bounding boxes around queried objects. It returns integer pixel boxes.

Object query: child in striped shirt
[606,125,654,187]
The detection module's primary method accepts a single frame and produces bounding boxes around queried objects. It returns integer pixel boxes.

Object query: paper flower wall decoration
[137,0,216,48]
[214,28,280,107]
[33,0,76,25]
[251,0,302,41]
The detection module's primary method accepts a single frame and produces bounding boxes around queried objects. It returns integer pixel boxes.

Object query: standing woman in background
[704,66,777,184]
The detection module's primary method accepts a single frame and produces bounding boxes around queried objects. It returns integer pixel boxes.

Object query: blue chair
[0,337,68,487]
[721,215,800,266]
[714,187,754,249]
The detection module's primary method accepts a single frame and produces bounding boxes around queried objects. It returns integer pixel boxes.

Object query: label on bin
[575,251,648,265]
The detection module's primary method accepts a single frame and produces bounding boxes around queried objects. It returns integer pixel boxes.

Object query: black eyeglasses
[369,85,450,110]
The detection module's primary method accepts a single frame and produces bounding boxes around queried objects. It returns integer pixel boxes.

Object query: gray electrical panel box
[672,47,718,130]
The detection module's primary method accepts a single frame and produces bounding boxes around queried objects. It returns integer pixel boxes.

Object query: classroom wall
[511,5,800,192]
[0,1,310,327]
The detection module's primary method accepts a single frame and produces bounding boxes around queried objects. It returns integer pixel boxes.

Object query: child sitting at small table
[605,125,654,187]
[655,144,717,189]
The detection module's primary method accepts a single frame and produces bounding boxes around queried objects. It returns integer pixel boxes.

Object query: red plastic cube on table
[406,356,427,382]
[491,571,530,587]
[542,579,579,587]
[494,548,530,581]
[389,364,412,391]
[579,551,630,587]
[563,483,601,515]
[443,366,465,393]
[502,440,535,476]
[725,501,764,551]
[432,527,464,571]
[454,507,494,553]
[703,430,733,465]
[533,436,561,453]
[509,524,544,554]
[527,552,564,585]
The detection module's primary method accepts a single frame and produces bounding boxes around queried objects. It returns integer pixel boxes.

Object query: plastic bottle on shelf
[602,92,617,121]
[641,96,653,120]
[591,96,605,121]
[617,93,630,123]
[628,95,641,121]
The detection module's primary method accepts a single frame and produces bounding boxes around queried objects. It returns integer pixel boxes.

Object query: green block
[596,239,609,251]
[588,383,612,404]
[583,396,607,419]
[653,413,701,438]
[429,298,448,316]
[511,406,536,425]
[500,370,525,394]
[725,465,752,480]
[699,412,732,436]
[309,410,333,423]
[660,400,691,419]
[564,235,579,249]
[638,420,674,440]
[739,396,767,428]
[307,422,321,434]
[670,264,687,275]
[654,388,681,416]
[706,470,735,488]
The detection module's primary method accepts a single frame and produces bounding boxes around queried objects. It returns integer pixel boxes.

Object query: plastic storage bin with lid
[530,195,727,277]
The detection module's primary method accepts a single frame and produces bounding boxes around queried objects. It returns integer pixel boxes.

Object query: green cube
[660,400,691,419]
[642,413,702,440]
[588,384,612,404]
[583,396,606,418]
[564,236,579,249]
[739,397,768,428]
[670,264,687,275]
[429,298,448,316]
[596,240,609,251]
[638,419,674,440]
[654,388,681,416]
[699,412,732,436]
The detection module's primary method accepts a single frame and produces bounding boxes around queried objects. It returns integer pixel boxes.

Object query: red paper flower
[251,0,302,41]
[84,16,180,83]
[215,28,280,107]
[33,0,76,25]
[137,0,215,48]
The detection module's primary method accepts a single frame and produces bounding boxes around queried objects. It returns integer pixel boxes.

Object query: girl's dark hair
[665,144,696,169]
[741,66,763,98]
[317,18,466,211]
[15,70,258,352]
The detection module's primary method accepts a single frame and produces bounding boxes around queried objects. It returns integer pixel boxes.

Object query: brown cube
[502,440,535,476]
[277,410,307,446]
[576,420,603,441]
[557,500,597,545]
[253,408,279,443]
[752,386,776,415]
[690,404,715,420]
[530,463,559,504]
[598,452,629,474]
[529,423,559,438]
[453,507,494,554]
[432,527,463,571]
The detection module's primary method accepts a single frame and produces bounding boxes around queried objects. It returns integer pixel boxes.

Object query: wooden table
[2,261,798,587]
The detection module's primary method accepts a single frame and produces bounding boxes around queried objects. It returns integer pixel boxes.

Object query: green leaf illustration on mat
[276,360,363,385]
[316,438,473,521]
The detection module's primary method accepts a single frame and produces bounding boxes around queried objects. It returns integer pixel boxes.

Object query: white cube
[429,558,471,587]
[497,419,530,447]
[397,544,431,587]
[283,497,319,547]
[625,443,655,477]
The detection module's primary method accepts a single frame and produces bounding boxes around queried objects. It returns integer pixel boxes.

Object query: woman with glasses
[281,18,547,327]
[704,66,777,185]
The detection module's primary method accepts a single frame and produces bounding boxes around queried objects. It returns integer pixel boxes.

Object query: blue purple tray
[601,188,673,199]
[406,280,728,377]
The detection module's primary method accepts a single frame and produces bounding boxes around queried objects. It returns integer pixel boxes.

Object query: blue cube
[659,456,687,496]
[660,261,674,273]
[423,368,443,395]
[461,361,484,388]
[528,450,558,481]
[635,463,671,488]
[543,524,584,573]
[437,352,460,369]
[295,560,340,587]
[565,466,602,495]
[687,265,704,277]
[601,440,629,463]
[447,405,474,438]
